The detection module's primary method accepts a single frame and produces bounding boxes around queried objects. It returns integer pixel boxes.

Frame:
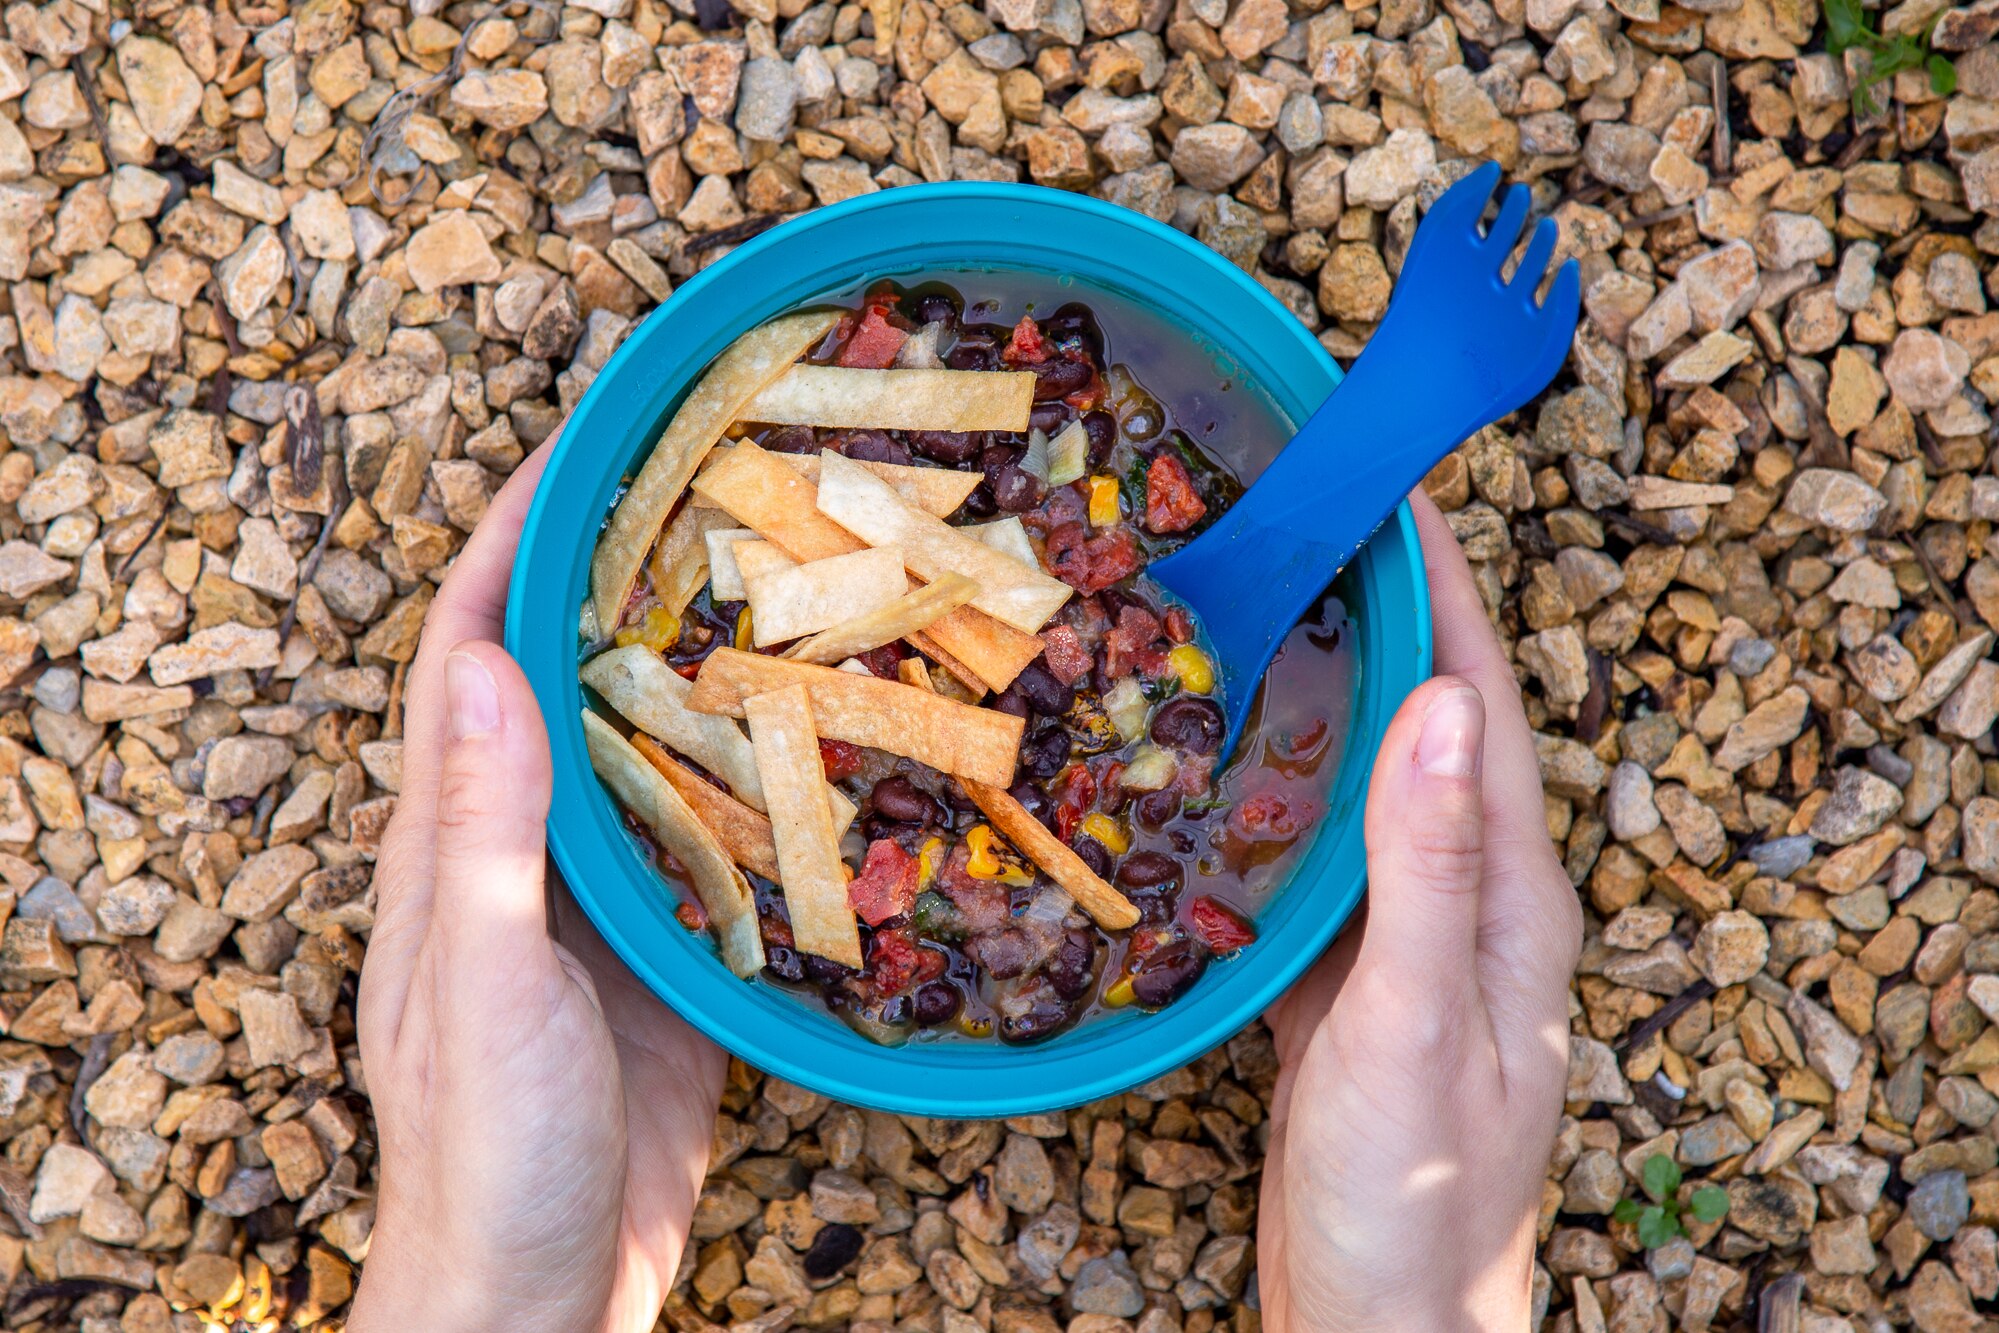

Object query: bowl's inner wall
[511,187,1428,1113]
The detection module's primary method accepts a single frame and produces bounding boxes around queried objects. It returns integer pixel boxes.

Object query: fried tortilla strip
[688,648,1022,787]
[703,527,759,601]
[741,365,1034,432]
[743,685,862,970]
[648,504,733,617]
[580,645,855,833]
[632,733,781,882]
[785,572,979,665]
[694,441,1044,691]
[963,782,1139,930]
[816,451,1074,633]
[693,448,978,517]
[743,545,909,647]
[730,540,800,584]
[966,516,1041,573]
[581,711,766,976]
[590,309,838,630]
[898,662,1139,931]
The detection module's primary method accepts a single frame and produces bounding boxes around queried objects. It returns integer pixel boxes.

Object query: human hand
[1258,491,1583,1331]
[351,441,728,1333]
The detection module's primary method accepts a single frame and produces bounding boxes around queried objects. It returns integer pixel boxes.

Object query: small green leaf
[1613,1198,1643,1224]
[1642,1153,1681,1203]
[1689,1185,1730,1224]
[1636,1205,1680,1250]
[1823,0,1868,52]
[1930,52,1958,93]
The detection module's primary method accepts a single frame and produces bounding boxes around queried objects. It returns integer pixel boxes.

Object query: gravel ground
[0,0,1987,1326]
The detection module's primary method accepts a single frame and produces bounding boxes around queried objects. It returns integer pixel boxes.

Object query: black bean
[838,430,912,465]
[803,1224,865,1279]
[914,294,958,327]
[1071,836,1112,878]
[1130,942,1207,1008]
[1116,850,1182,890]
[980,442,1022,482]
[992,687,1030,719]
[1007,781,1052,827]
[1041,301,1105,358]
[1033,358,1094,400]
[909,429,984,464]
[913,982,962,1026]
[1134,791,1181,829]
[1044,929,1097,1000]
[764,425,817,454]
[1151,697,1224,755]
[871,775,942,825]
[1028,401,1072,435]
[1020,725,1071,779]
[1013,663,1074,716]
[761,944,804,983]
[1082,410,1116,464]
[1129,885,1177,926]
[992,465,1042,512]
[961,481,998,518]
[998,989,1074,1043]
[946,338,998,371]
[803,953,853,984]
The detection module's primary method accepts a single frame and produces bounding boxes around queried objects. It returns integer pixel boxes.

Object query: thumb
[1357,677,1487,987]
[430,639,556,971]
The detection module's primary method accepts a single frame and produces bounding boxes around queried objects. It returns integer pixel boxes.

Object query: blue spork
[1148,160,1582,759]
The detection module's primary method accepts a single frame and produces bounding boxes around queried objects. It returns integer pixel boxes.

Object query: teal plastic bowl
[505,183,1431,1117]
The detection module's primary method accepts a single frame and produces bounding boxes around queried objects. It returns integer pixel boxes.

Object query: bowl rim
[506,182,1433,1115]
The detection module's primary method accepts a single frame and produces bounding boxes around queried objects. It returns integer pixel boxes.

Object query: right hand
[1257,491,1584,1330]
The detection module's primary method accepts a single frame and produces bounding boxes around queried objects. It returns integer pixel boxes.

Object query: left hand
[351,441,728,1333]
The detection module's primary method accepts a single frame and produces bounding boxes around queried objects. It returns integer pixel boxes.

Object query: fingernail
[446,651,500,740]
[1417,686,1482,778]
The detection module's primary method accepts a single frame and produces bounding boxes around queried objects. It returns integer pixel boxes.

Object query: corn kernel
[1088,475,1120,528]
[615,604,681,652]
[1102,974,1136,1007]
[957,1013,995,1037]
[965,824,1034,884]
[917,836,945,888]
[1079,812,1130,854]
[734,606,754,649]
[1168,643,1215,694]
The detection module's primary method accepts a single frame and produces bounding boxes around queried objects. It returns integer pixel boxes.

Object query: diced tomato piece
[675,900,707,932]
[867,928,923,996]
[1164,606,1195,644]
[849,839,919,927]
[1003,315,1049,365]
[672,661,702,681]
[1051,763,1098,843]
[1146,454,1208,534]
[1230,788,1313,841]
[1172,753,1216,796]
[1189,897,1257,953]
[837,303,907,369]
[1047,523,1142,594]
[1104,605,1164,680]
[1040,624,1094,686]
[817,738,864,781]
[1063,366,1106,412]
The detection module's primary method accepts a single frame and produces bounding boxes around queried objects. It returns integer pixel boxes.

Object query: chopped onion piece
[1018,428,1052,485]
[1121,744,1179,792]
[896,321,946,369]
[1104,677,1149,742]
[1046,420,1088,487]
